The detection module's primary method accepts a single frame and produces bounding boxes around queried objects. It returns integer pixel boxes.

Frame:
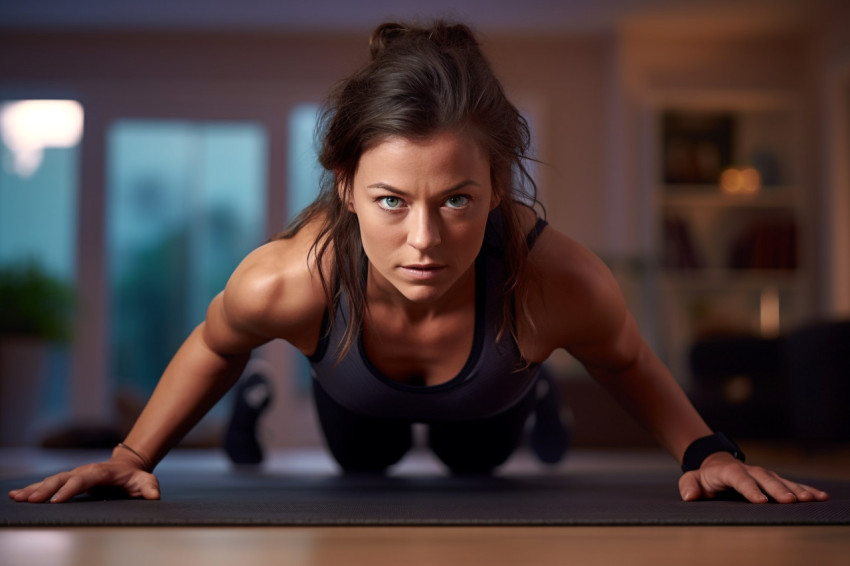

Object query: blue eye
[445,195,470,208]
[378,196,403,209]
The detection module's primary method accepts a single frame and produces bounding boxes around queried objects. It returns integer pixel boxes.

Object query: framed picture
[662,110,735,185]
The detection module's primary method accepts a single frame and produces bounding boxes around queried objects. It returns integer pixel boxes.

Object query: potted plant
[0,261,74,342]
[0,261,75,445]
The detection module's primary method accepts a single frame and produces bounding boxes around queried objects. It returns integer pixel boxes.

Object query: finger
[742,466,801,503]
[9,488,36,502]
[678,472,704,502]
[745,467,831,504]
[794,482,829,502]
[759,475,830,504]
[47,474,91,503]
[724,467,770,503]
[140,483,161,500]
[142,483,160,499]
[45,464,111,503]
[8,480,47,501]
[16,474,71,503]
[740,467,832,504]
[124,473,161,500]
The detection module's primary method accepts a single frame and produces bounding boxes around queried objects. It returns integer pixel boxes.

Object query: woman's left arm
[583,317,827,503]
[527,227,828,503]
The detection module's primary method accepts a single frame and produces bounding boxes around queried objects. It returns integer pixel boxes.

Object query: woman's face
[347,130,498,306]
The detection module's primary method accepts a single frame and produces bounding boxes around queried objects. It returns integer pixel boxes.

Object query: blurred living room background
[0,0,848,454]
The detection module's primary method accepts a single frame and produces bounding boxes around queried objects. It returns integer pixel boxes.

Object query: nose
[407,207,441,251]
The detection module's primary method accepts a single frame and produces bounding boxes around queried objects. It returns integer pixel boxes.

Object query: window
[106,120,267,411]
[287,103,322,222]
[0,99,83,443]
[287,103,322,390]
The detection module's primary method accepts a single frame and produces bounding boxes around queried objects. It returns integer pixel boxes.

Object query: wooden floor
[2,525,849,566]
[2,443,849,566]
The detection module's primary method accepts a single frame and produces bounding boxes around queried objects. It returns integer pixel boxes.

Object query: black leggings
[311,379,538,474]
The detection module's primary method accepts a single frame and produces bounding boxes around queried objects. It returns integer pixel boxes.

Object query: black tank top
[308,210,548,423]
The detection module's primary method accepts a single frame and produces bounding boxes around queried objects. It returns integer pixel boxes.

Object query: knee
[428,431,514,475]
[311,381,412,474]
[330,440,411,474]
[324,425,412,474]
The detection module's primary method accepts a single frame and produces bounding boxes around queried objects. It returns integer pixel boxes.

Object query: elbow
[586,336,650,386]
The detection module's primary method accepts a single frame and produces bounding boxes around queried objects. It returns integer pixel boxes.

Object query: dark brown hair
[279,20,542,360]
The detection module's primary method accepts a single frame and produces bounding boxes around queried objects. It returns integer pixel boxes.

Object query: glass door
[0,99,82,444]
[106,119,267,417]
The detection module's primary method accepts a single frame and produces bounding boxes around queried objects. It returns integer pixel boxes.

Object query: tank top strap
[526,217,548,249]
[483,208,547,252]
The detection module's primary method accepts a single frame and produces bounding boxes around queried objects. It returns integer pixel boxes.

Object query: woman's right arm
[8,317,255,503]
[9,234,326,503]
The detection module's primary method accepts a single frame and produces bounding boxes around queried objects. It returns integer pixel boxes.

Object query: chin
[399,285,447,304]
[395,276,464,303]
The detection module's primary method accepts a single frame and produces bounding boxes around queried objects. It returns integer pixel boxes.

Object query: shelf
[659,269,800,292]
[644,90,808,384]
[660,187,796,209]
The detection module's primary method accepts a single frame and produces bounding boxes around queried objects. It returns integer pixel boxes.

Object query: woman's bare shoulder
[531,225,616,290]
[216,222,330,353]
[521,223,628,358]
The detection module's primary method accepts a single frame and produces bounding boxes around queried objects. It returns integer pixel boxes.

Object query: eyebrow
[365,180,481,195]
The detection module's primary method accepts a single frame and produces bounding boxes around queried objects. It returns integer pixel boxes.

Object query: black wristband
[681,432,745,473]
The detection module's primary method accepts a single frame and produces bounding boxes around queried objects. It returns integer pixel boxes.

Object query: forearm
[120,324,251,468]
[588,340,712,464]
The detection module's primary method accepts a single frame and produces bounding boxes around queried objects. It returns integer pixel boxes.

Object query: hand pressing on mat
[8,446,160,503]
[679,452,829,504]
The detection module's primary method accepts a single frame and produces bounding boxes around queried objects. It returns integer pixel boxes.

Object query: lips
[399,264,447,280]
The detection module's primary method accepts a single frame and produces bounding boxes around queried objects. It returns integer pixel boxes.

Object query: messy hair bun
[368,21,479,59]
[368,22,410,58]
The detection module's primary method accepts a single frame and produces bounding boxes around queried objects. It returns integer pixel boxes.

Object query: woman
[10,20,828,504]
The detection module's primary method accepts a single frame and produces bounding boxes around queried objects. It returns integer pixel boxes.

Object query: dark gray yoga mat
[3,471,848,526]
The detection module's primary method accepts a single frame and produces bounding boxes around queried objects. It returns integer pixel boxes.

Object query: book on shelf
[662,216,702,269]
[728,218,797,270]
